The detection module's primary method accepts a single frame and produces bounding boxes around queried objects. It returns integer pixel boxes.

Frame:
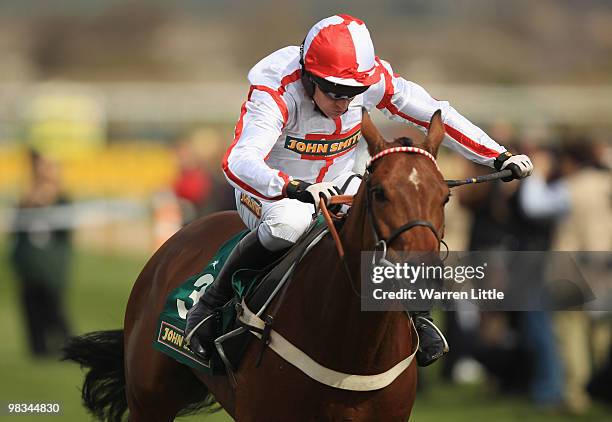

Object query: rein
[319,195,353,258]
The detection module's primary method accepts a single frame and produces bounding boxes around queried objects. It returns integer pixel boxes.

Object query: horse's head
[361,110,449,253]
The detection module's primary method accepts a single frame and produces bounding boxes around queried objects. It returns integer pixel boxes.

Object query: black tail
[62,330,127,422]
[63,330,219,421]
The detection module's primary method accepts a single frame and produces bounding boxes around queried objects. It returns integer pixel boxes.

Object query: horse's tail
[63,330,219,421]
[62,330,127,422]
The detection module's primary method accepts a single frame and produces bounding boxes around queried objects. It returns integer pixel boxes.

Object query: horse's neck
[288,187,412,372]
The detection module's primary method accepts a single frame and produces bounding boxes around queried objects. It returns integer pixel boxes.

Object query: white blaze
[408,168,421,191]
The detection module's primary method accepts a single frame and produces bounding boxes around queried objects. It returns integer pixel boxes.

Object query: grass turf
[0,241,609,421]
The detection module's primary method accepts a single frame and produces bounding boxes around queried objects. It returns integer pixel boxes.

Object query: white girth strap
[238,300,419,391]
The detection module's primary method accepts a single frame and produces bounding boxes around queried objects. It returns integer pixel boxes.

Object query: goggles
[318,86,358,100]
[310,74,369,100]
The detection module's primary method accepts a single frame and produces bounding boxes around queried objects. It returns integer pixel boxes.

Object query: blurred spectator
[552,138,612,414]
[445,157,521,386]
[9,150,73,358]
[455,138,574,409]
[457,156,520,251]
[508,143,570,409]
[194,128,240,212]
[172,129,236,224]
[510,143,570,249]
[457,121,523,250]
[172,137,213,225]
[445,135,523,388]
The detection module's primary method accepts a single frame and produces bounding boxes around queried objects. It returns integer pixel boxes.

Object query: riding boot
[185,230,279,360]
[411,310,449,367]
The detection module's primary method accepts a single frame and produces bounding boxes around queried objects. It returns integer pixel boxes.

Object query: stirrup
[185,312,216,346]
[189,335,213,361]
[415,316,449,353]
[414,315,449,367]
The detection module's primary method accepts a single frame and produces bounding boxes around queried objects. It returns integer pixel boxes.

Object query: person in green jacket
[10,149,73,357]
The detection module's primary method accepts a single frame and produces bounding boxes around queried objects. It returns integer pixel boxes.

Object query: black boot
[412,311,449,367]
[185,230,279,360]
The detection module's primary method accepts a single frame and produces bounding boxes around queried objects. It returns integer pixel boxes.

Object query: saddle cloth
[152,217,330,374]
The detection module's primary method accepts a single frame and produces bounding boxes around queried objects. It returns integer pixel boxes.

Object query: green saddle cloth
[152,230,260,373]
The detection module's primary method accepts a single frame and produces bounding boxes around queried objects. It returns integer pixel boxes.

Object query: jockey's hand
[284,180,340,206]
[494,152,534,181]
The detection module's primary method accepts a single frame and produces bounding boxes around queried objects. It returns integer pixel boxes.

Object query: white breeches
[235,172,362,251]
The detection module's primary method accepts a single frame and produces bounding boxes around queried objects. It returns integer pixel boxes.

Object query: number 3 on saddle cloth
[153,218,330,375]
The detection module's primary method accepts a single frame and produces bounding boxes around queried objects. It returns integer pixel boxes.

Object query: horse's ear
[425,110,445,157]
[361,109,386,156]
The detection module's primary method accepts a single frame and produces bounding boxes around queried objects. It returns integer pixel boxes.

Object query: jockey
[186,14,533,365]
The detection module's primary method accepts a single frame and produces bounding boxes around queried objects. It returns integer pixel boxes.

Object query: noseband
[365,146,448,261]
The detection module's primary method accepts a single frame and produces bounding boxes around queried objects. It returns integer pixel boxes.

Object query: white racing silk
[222,46,506,202]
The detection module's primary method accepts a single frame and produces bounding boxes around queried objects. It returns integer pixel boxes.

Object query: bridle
[364,146,448,265]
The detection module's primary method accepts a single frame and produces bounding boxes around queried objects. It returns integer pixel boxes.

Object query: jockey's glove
[494,152,534,181]
[284,179,340,206]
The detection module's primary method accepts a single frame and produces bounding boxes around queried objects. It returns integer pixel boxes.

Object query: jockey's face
[313,85,354,119]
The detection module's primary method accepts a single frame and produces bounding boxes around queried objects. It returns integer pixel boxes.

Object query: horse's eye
[372,186,388,202]
[443,194,451,205]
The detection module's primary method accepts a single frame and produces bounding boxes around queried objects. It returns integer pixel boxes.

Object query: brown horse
[63,110,449,422]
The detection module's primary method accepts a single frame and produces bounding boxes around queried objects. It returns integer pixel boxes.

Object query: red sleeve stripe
[443,125,499,158]
[221,93,282,200]
[278,69,302,96]
[375,59,498,159]
[222,70,302,201]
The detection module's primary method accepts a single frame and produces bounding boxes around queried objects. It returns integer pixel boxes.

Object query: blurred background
[0,0,610,420]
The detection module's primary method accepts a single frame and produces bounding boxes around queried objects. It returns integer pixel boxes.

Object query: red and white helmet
[302,15,381,89]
